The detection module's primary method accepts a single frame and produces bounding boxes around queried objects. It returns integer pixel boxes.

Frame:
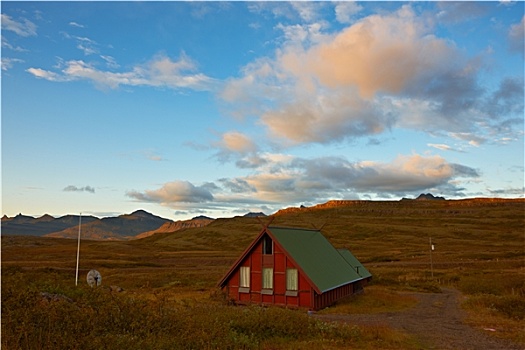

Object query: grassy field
[2,199,524,349]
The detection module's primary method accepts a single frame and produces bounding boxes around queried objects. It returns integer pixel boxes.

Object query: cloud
[485,76,524,118]
[334,1,363,24]
[229,153,479,204]
[1,57,24,71]
[247,2,325,23]
[284,6,460,99]
[222,5,492,146]
[1,14,37,37]
[289,2,325,23]
[222,4,523,148]
[449,132,487,147]
[219,178,256,194]
[126,152,479,213]
[69,21,85,28]
[100,55,119,69]
[27,53,214,91]
[488,187,525,197]
[127,181,214,204]
[75,36,98,55]
[2,37,27,52]
[64,185,95,193]
[508,15,524,55]
[294,154,478,194]
[275,22,329,46]
[428,144,453,152]
[436,2,491,23]
[220,131,257,154]
[261,90,392,144]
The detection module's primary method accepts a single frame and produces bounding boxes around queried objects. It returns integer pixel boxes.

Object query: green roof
[338,249,372,279]
[267,226,369,293]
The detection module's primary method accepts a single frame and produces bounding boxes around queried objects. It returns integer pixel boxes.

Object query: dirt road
[315,288,523,350]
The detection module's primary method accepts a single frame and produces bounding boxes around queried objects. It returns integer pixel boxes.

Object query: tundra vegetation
[2,199,524,349]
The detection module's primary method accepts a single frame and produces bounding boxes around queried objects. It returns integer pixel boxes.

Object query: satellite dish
[87,269,102,287]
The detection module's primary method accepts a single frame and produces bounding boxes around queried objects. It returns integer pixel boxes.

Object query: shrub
[1,270,420,349]
[464,294,525,320]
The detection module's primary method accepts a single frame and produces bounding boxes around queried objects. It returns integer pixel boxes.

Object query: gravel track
[315,288,523,350]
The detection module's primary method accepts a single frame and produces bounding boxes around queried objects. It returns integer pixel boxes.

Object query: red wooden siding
[222,236,318,309]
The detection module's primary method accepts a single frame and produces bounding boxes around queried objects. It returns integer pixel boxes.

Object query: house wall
[223,238,315,309]
[312,278,370,311]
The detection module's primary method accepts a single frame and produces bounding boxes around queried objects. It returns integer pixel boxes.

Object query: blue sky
[2,1,524,220]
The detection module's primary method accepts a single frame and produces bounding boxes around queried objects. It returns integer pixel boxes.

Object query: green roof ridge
[338,249,372,279]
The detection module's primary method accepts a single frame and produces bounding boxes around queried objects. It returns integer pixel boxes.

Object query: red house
[218,226,372,311]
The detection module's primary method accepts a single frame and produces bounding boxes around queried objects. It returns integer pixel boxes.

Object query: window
[262,235,273,255]
[286,268,298,291]
[262,268,273,289]
[239,266,250,288]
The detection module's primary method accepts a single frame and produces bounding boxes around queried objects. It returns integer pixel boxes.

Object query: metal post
[429,237,433,278]
[75,213,81,286]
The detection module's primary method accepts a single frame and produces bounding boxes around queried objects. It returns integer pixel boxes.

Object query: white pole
[75,213,81,286]
[429,237,433,278]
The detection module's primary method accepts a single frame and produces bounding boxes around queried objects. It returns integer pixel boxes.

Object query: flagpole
[75,213,81,286]
[429,237,434,278]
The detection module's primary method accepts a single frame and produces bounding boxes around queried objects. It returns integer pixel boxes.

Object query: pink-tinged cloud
[279,5,456,99]
[220,132,257,154]
[221,5,494,146]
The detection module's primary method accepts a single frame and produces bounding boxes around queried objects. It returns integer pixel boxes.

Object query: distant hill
[401,193,446,201]
[46,210,171,240]
[1,213,98,236]
[134,216,214,239]
[243,212,267,218]
[1,210,171,240]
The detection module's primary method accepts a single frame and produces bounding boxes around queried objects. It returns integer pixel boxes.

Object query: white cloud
[428,144,453,152]
[289,2,324,23]
[2,37,27,52]
[247,2,325,23]
[26,67,66,81]
[76,36,98,55]
[27,53,214,91]
[69,21,85,28]
[334,1,363,24]
[100,55,119,69]
[1,14,37,37]
[275,22,328,45]
[1,57,24,71]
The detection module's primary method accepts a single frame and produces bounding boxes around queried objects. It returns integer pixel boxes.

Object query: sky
[2,1,524,221]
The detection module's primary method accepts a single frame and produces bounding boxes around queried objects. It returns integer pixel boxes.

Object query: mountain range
[2,194,450,240]
[2,210,203,240]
